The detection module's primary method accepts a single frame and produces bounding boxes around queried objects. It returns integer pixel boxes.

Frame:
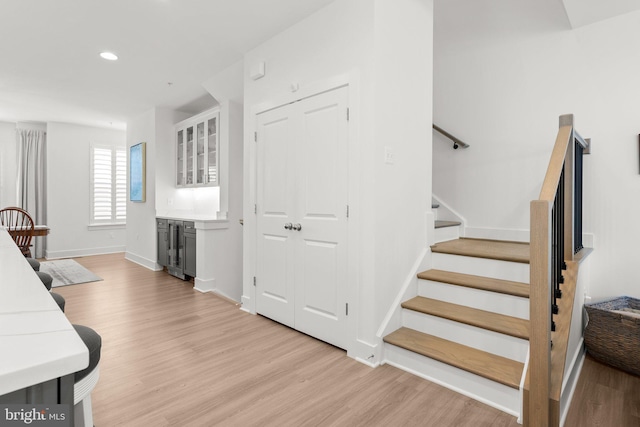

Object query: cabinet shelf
[175,108,220,187]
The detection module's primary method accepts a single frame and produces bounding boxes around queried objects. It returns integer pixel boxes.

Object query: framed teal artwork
[130,142,146,202]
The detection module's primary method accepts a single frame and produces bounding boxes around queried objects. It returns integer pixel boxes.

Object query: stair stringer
[377,211,434,341]
[558,256,592,425]
[431,193,466,240]
[376,246,430,340]
[428,194,467,245]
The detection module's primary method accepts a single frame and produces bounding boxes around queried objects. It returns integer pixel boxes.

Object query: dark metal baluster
[551,168,566,332]
[574,141,584,254]
[557,168,565,295]
[551,197,557,332]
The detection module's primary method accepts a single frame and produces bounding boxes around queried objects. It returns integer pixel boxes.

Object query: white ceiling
[2,0,638,132]
[0,0,334,130]
[561,0,640,28]
[434,0,640,50]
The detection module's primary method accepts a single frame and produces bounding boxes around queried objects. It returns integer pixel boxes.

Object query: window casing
[90,144,126,225]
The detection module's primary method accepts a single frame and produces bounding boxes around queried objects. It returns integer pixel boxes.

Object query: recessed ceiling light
[100,52,118,61]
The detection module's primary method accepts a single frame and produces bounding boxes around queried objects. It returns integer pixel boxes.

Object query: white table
[0,229,88,406]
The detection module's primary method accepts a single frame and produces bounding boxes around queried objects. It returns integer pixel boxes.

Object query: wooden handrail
[526,114,588,427]
[538,125,572,202]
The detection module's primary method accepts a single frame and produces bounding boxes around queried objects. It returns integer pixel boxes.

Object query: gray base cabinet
[157,218,196,280]
[157,218,169,267]
[183,222,196,277]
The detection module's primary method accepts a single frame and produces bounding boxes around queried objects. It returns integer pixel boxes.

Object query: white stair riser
[434,226,460,243]
[402,309,529,363]
[384,344,521,417]
[417,279,529,319]
[432,253,529,283]
[432,207,438,220]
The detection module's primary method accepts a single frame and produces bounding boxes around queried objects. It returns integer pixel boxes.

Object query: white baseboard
[46,245,126,260]
[560,340,586,427]
[240,295,253,314]
[194,277,215,293]
[194,278,240,304]
[348,339,379,367]
[194,283,241,306]
[124,251,161,271]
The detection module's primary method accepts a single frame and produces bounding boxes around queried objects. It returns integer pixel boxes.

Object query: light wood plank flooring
[52,254,639,426]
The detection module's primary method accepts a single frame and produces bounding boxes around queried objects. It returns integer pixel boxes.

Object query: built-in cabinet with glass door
[176,108,219,187]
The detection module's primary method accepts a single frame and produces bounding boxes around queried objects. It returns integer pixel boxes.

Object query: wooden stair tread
[384,327,524,389]
[401,296,529,340]
[431,237,530,264]
[434,220,461,229]
[417,269,530,298]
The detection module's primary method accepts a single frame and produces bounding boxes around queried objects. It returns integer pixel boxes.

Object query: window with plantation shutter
[91,144,127,224]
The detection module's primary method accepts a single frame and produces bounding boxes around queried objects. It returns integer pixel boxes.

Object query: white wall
[433,10,640,299]
[0,121,17,208]
[242,0,433,359]
[242,0,374,345]
[372,0,433,338]
[127,103,242,294]
[197,63,245,302]
[125,109,158,268]
[46,122,126,258]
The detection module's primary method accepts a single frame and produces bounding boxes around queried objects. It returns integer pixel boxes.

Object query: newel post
[529,199,553,426]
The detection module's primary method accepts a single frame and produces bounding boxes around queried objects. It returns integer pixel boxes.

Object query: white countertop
[156,211,229,222]
[156,212,230,230]
[0,229,88,396]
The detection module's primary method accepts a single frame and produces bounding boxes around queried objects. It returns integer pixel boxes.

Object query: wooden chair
[0,207,34,257]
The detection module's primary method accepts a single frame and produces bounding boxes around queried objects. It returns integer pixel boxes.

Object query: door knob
[292,223,302,231]
[284,223,293,230]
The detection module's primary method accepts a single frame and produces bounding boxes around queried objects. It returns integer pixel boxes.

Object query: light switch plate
[384,146,395,165]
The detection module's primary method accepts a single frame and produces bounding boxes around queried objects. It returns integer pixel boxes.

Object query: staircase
[383,237,531,416]
[432,201,463,243]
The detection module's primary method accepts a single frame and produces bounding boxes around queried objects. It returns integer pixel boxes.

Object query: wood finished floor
[53,254,639,426]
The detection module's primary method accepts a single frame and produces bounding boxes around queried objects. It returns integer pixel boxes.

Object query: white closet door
[293,87,349,349]
[256,86,349,349]
[256,106,297,327]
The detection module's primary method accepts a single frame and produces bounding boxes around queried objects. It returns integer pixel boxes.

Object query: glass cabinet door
[176,129,184,186]
[207,116,218,184]
[196,122,205,184]
[186,126,194,185]
[176,109,219,188]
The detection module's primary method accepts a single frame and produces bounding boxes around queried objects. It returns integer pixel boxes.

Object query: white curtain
[16,129,46,258]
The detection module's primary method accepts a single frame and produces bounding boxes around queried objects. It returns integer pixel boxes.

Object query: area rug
[39,259,103,288]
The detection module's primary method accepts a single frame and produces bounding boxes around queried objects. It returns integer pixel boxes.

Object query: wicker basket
[584,296,640,376]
